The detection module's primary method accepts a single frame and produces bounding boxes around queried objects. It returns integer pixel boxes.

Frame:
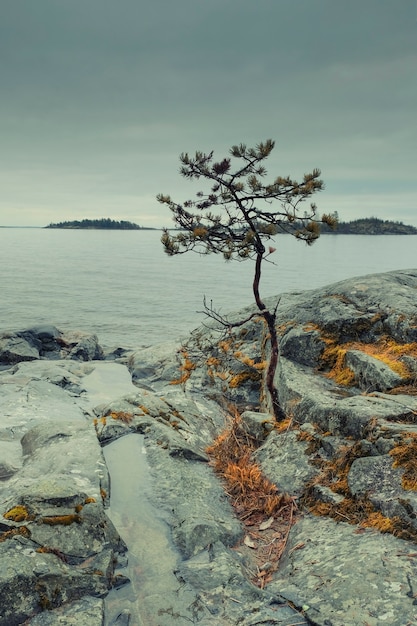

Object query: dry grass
[109,411,134,423]
[206,407,297,586]
[301,437,417,541]
[318,333,417,387]
[170,349,196,385]
[389,438,417,491]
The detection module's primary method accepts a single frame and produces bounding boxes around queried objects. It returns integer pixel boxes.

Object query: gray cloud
[0,0,416,226]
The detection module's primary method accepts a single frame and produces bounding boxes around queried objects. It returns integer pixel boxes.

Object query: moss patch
[41,514,81,526]
[313,329,417,388]
[389,437,417,491]
[0,526,31,542]
[3,505,30,522]
[170,349,196,385]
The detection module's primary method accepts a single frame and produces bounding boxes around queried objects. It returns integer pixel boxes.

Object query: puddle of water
[82,362,137,406]
[103,434,193,625]
[80,363,197,625]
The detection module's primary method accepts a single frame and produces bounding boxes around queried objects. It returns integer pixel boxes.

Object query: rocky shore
[1,269,417,625]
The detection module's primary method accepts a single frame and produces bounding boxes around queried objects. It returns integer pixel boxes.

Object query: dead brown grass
[170,349,196,385]
[206,406,297,586]
[320,335,417,387]
[389,439,417,491]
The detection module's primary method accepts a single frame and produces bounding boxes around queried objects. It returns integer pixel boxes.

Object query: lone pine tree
[157,139,336,420]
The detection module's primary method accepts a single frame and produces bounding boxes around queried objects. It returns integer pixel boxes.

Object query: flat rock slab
[271,515,417,626]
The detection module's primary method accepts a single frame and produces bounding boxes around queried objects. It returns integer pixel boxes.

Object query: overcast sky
[1,0,416,227]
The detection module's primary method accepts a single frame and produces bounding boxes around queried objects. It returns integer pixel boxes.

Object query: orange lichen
[206,356,220,367]
[274,417,294,433]
[360,512,397,533]
[0,526,31,542]
[36,546,68,562]
[360,512,417,541]
[301,438,417,541]
[109,411,134,423]
[170,350,196,385]
[318,334,417,387]
[228,370,261,388]
[3,505,30,522]
[41,514,81,526]
[389,440,417,491]
[219,340,233,353]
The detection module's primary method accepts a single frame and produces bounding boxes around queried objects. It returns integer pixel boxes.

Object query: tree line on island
[45,218,153,230]
[45,216,416,234]
[317,215,417,235]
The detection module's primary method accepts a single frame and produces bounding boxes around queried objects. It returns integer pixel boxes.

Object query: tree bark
[253,249,286,421]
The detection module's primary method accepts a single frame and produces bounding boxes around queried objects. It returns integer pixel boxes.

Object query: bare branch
[198,296,261,329]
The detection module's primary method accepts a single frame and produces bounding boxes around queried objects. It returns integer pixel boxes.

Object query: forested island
[287,217,416,235]
[324,217,417,235]
[43,216,416,234]
[45,218,153,230]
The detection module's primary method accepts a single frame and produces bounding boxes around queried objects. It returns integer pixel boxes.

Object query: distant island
[45,218,154,230]
[322,217,417,235]
[43,216,417,234]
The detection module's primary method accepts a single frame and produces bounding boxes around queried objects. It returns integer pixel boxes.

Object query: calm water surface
[1,228,415,349]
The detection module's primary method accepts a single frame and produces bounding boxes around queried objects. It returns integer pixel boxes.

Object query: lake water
[1,228,416,350]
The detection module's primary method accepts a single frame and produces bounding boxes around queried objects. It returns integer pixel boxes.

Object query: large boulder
[0,326,104,366]
[172,269,417,624]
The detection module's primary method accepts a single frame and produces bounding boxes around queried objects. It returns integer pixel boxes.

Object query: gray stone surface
[345,348,404,391]
[2,270,417,625]
[271,515,417,626]
[254,430,318,496]
[0,326,104,366]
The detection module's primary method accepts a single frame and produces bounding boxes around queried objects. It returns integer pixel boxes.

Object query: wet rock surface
[1,269,417,624]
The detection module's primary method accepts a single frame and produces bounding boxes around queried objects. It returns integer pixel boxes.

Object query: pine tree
[157,139,336,420]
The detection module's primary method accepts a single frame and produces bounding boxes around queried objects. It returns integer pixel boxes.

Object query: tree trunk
[253,249,286,421]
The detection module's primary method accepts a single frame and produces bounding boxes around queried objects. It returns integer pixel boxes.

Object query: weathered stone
[26,596,104,625]
[0,326,105,366]
[279,325,325,366]
[128,340,181,385]
[254,430,318,496]
[0,334,39,364]
[2,270,417,625]
[0,441,22,479]
[345,349,404,391]
[65,332,104,361]
[311,484,346,505]
[348,455,417,525]
[277,358,417,437]
[240,410,275,442]
[0,539,111,626]
[271,515,417,626]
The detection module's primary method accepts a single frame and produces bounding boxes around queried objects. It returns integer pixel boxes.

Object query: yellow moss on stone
[109,411,134,423]
[0,526,31,542]
[3,505,29,522]
[389,439,417,491]
[315,330,417,387]
[170,349,196,385]
[228,370,261,389]
[41,514,81,526]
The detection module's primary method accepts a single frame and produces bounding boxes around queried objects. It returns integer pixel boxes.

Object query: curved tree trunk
[253,250,286,421]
